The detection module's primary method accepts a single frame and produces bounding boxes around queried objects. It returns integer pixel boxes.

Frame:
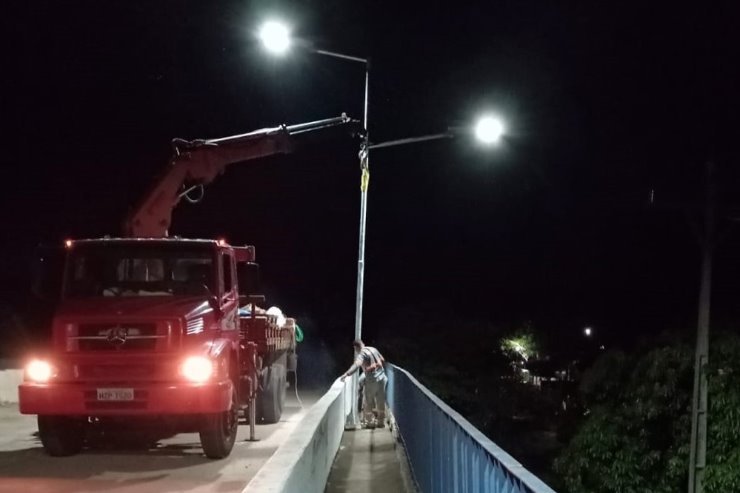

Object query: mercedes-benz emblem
[106,326,128,346]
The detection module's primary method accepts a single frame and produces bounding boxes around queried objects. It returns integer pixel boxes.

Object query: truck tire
[199,384,238,459]
[257,364,286,424]
[38,415,85,457]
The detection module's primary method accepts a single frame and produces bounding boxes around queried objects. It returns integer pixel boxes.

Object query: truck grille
[77,364,157,380]
[73,323,162,351]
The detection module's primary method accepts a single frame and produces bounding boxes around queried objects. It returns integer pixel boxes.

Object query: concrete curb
[0,371,22,404]
[242,379,348,493]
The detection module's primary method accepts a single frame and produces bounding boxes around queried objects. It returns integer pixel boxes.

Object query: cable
[181,183,205,203]
[289,325,304,408]
[290,361,303,409]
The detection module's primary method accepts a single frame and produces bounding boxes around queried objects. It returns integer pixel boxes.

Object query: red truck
[19,115,360,458]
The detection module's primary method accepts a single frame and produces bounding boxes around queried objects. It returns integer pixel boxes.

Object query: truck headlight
[181,356,213,383]
[26,360,54,383]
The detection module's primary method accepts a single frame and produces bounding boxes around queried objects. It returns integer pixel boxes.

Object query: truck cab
[20,238,294,458]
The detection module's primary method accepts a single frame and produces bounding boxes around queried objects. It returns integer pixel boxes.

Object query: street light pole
[259,21,369,426]
[309,48,370,429]
[351,57,369,430]
[258,23,505,428]
[688,161,715,493]
[325,53,370,346]
[311,50,370,339]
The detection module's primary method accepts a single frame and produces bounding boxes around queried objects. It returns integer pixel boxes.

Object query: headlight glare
[26,360,54,383]
[181,356,213,383]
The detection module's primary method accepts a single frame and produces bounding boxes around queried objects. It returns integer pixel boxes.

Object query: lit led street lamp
[475,115,505,145]
[369,114,507,150]
[258,21,292,55]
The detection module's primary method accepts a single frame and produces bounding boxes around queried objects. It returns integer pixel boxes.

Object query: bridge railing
[386,364,557,493]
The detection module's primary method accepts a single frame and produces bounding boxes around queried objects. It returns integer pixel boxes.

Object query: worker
[340,340,387,429]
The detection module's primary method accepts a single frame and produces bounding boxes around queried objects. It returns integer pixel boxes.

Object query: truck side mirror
[208,294,222,316]
[31,245,65,302]
[237,262,260,296]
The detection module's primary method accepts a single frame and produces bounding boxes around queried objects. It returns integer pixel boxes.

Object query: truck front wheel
[199,384,238,459]
[38,415,85,456]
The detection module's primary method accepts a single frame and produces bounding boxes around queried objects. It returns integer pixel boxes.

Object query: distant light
[259,21,291,55]
[584,327,593,337]
[475,115,505,144]
[217,238,227,247]
[64,239,73,249]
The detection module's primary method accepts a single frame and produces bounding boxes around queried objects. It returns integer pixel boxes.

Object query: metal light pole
[310,49,371,357]
[309,50,370,429]
[258,22,370,427]
[688,161,715,493]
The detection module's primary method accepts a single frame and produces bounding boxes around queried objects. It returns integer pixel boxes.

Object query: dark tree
[555,332,740,493]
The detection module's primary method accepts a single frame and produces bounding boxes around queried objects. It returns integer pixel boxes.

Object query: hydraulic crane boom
[124,115,361,237]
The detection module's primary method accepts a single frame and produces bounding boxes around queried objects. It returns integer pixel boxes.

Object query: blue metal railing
[386,365,557,493]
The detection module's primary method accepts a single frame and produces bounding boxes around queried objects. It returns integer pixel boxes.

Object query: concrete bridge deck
[0,394,315,493]
[326,425,413,493]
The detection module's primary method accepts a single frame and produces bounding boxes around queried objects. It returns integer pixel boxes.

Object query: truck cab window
[64,243,215,298]
[221,253,234,297]
[117,258,164,282]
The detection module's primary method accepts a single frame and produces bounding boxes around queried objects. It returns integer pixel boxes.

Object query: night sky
[4,1,740,355]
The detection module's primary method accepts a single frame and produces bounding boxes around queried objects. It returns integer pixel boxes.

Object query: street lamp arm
[368,132,454,150]
[314,48,368,65]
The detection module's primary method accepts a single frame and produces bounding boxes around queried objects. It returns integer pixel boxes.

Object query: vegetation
[377,306,562,477]
[500,324,540,361]
[554,332,740,493]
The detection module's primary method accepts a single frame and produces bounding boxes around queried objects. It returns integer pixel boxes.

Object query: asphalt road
[0,390,320,493]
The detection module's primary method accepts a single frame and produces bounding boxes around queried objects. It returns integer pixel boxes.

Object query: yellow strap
[360,167,370,192]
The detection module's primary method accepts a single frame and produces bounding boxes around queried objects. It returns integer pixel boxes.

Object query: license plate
[97,388,134,401]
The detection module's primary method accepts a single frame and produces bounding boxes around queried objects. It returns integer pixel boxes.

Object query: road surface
[0,390,319,493]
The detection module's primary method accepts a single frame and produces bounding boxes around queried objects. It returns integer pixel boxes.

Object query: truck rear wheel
[257,364,286,424]
[199,384,238,459]
[38,415,85,457]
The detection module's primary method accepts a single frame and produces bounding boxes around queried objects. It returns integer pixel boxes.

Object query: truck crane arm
[124,114,362,237]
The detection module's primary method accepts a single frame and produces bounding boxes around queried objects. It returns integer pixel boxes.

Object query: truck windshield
[64,243,215,298]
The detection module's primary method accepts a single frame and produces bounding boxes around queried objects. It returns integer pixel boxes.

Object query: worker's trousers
[362,373,387,424]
